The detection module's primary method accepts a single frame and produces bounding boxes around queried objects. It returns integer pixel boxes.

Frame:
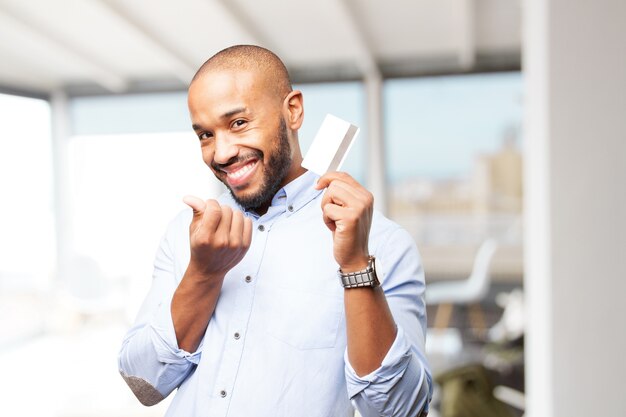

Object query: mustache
[211,150,263,172]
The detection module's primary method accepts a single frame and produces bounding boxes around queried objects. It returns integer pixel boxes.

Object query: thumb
[183,195,206,217]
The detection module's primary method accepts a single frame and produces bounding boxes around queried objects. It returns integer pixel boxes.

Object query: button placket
[210,214,272,416]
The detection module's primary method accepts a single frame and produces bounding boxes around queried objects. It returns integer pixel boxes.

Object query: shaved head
[191,45,293,102]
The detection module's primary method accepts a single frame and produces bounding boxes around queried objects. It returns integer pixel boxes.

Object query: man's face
[188,70,295,211]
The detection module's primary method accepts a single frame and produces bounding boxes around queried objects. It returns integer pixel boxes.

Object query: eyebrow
[192,107,249,132]
[221,107,247,119]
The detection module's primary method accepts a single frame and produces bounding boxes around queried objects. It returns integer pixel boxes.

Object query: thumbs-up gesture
[183,196,253,280]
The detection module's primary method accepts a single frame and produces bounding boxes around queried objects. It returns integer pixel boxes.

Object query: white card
[301,114,360,176]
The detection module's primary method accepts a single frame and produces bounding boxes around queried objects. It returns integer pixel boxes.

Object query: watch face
[373,256,384,286]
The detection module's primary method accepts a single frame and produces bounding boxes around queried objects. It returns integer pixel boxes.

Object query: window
[0,93,54,290]
[384,72,523,279]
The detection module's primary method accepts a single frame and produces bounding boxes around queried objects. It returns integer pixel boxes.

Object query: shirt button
[258,224,265,232]
[220,390,227,398]
[234,332,240,340]
[287,205,294,212]
[245,275,252,283]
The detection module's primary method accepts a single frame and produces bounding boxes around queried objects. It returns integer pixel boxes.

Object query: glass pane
[68,132,221,302]
[0,93,54,290]
[385,72,523,258]
[70,92,190,135]
[385,73,525,414]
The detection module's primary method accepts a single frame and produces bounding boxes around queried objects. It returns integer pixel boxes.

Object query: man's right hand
[172,197,252,352]
[183,196,253,280]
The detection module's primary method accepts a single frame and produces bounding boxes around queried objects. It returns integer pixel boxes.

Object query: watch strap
[338,256,380,288]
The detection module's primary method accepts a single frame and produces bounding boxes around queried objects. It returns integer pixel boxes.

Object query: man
[118,45,431,417]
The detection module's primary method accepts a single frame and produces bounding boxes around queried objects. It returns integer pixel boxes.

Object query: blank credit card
[301,114,360,176]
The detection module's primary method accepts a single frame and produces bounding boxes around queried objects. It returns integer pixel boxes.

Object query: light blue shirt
[119,171,432,416]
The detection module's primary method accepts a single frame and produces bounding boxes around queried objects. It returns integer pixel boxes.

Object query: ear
[282,90,304,131]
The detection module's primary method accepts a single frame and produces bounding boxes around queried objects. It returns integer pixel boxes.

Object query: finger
[229,210,244,245]
[183,195,206,218]
[315,171,360,190]
[322,203,351,232]
[320,187,347,209]
[320,180,362,209]
[322,202,350,222]
[242,217,253,247]
[201,199,223,232]
[215,205,233,239]
[322,210,337,232]
[333,179,373,209]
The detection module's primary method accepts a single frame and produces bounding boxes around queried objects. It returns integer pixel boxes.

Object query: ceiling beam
[0,5,127,93]
[96,0,197,85]
[213,0,276,52]
[458,0,476,69]
[0,83,49,100]
[335,0,380,78]
[0,41,58,93]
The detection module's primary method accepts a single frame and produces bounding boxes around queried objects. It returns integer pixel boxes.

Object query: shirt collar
[227,170,322,220]
[279,170,322,215]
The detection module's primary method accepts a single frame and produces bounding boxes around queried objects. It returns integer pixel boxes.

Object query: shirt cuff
[149,295,203,365]
[344,325,412,398]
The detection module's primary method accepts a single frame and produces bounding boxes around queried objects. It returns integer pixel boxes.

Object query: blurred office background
[0,1,623,416]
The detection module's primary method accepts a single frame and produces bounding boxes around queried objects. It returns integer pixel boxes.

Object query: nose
[212,134,239,165]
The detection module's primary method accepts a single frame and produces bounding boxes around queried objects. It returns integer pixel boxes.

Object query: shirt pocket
[265,287,343,350]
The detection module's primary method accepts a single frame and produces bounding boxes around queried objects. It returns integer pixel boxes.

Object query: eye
[198,131,213,141]
[231,119,247,129]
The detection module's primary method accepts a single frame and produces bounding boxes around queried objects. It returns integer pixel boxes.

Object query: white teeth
[227,161,255,179]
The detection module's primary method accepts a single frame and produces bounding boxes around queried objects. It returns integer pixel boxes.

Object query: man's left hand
[315,172,373,272]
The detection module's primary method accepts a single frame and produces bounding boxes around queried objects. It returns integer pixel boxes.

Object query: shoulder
[369,210,423,270]
[369,211,425,289]
[370,210,414,252]
[371,210,401,233]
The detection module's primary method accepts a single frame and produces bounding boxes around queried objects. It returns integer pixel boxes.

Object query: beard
[212,118,292,211]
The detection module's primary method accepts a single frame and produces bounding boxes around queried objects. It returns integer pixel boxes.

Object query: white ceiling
[0,0,521,96]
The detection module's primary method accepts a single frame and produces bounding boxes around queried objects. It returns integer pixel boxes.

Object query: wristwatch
[338,256,380,289]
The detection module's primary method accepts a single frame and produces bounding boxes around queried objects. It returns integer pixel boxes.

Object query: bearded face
[210,118,292,211]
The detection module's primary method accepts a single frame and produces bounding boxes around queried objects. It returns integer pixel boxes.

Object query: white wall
[524,1,626,416]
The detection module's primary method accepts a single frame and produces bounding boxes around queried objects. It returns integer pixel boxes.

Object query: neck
[254,164,307,216]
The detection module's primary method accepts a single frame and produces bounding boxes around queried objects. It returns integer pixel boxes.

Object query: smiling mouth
[221,159,259,188]
[227,159,256,178]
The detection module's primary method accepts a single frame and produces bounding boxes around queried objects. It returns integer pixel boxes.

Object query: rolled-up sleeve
[346,225,432,416]
[345,327,431,416]
[118,211,200,406]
